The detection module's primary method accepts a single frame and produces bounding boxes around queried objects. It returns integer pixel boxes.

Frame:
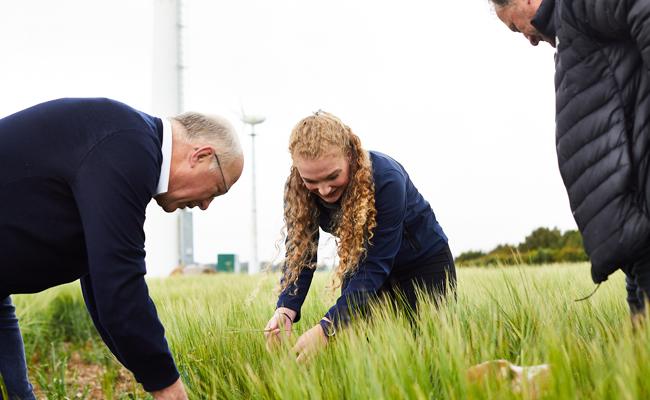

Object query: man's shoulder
[31,97,136,114]
[558,0,627,40]
[73,99,162,153]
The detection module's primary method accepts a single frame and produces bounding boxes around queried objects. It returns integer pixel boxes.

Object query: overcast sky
[1,1,570,271]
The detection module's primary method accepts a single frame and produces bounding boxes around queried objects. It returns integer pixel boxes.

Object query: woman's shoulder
[369,151,407,180]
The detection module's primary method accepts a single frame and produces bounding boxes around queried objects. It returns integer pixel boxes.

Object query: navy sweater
[277,151,448,327]
[0,98,178,391]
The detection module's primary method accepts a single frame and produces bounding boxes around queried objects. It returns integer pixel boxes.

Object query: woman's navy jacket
[277,151,449,327]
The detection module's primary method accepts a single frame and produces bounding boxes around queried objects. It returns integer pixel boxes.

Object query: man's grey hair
[489,0,511,6]
[173,112,243,166]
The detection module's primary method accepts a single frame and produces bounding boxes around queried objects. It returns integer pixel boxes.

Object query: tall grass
[7,264,649,399]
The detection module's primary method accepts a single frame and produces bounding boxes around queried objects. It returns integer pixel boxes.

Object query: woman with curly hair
[264,111,455,360]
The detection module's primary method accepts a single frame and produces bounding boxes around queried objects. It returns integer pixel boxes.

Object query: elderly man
[0,98,243,399]
[491,0,650,317]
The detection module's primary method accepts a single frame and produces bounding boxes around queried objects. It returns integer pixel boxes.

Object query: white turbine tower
[241,113,265,274]
[146,0,194,275]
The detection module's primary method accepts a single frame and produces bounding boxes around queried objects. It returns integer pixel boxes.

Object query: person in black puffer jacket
[491,0,650,317]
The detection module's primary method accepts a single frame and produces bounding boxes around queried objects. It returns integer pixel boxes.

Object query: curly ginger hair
[282,111,377,292]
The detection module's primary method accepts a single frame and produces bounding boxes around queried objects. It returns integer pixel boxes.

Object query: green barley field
[5,264,650,399]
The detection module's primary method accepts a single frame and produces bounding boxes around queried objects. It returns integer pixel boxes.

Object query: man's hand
[292,322,328,364]
[151,378,188,400]
[264,307,296,350]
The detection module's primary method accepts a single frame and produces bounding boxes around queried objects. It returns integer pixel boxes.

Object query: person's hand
[151,378,188,400]
[264,307,296,350]
[292,322,328,364]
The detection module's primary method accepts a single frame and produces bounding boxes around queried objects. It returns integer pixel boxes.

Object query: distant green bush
[455,227,588,267]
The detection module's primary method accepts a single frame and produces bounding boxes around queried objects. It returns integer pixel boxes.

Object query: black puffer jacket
[538,0,650,283]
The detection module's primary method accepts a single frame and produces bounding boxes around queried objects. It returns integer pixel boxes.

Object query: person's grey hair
[173,112,243,166]
[489,0,511,6]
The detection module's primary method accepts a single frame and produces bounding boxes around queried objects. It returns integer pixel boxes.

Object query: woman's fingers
[292,336,305,360]
[264,313,293,351]
[263,317,280,339]
[282,314,293,335]
[292,324,327,363]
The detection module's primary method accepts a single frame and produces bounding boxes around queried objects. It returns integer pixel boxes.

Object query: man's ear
[189,146,214,168]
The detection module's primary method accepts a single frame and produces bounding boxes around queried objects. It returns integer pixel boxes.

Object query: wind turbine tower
[145,0,194,275]
[241,113,265,274]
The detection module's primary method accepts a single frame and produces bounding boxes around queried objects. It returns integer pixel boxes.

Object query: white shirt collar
[155,118,173,196]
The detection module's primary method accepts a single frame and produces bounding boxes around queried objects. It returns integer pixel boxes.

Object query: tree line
[455,227,588,267]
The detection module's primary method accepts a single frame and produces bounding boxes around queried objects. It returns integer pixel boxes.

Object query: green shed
[217,254,238,273]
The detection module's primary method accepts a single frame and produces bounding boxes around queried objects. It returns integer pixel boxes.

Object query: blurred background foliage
[455,227,588,266]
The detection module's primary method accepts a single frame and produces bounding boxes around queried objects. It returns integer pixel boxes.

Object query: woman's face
[293,146,351,203]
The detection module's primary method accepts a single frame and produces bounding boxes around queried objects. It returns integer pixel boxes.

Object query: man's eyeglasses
[214,152,229,194]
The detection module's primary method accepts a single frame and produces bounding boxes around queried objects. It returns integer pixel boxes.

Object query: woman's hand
[264,307,297,350]
[292,321,328,363]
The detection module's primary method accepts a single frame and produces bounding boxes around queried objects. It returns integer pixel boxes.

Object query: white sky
[1,1,572,269]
